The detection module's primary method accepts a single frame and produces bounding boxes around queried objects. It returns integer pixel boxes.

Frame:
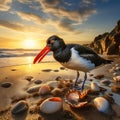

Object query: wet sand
[0,56,120,120]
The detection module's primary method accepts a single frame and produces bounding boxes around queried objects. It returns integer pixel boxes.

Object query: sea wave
[0,49,52,58]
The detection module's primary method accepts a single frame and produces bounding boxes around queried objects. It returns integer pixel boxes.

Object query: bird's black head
[46,35,66,51]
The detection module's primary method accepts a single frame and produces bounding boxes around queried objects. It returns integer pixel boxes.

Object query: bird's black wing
[69,44,110,66]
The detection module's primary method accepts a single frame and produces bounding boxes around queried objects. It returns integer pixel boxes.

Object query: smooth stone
[34,80,42,84]
[100,79,111,86]
[111,86,120,94]
[11,101,29,115]
[90,82,100,92]
[93,97,110,114]
[1,82,13,88]
[51,88,63,97]
[27,85,41,93]
[113,76,120,82]
[53,70,59,72]
[25,76,33,81]
[55,76,62,81]
[39,85,51,95]
[47,81,59,88]
[59,67,65,70]
[11,69,17,71]
[94,74,104,79]
[42,69,52,72]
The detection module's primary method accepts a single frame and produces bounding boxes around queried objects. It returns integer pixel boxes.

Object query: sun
[23,39,37,49]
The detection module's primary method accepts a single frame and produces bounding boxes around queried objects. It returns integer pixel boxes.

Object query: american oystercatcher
[33,35,112,90]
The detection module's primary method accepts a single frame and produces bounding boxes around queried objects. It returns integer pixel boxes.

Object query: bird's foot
[73,84,82,91]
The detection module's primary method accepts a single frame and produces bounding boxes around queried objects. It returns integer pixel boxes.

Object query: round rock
[34,80,42,84]
[1,82,13,88]
[27,85,41,93]
[11,101,29,115]
[25,76,33,81]
[111,86,120,94]
[100,79,111,86]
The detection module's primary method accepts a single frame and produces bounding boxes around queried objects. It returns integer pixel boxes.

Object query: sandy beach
[0,56,120,120]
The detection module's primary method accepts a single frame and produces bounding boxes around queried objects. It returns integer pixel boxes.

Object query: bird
[33,35,113,91]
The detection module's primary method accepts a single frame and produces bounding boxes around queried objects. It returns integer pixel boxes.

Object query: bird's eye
[50,40,55,44]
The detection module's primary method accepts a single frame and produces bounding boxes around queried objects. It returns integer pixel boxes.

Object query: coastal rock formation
[90,19,120,55]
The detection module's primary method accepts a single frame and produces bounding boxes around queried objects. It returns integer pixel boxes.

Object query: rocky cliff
[90,20,120,55]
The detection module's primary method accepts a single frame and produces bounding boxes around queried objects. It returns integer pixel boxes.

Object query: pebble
[60,67,65,70]
[53,70,59,72]
[27,85,41,93]
[103,94,115,104]
[42,69,52,72]
[100,79,111,86]
[39,85,51,95]
[115,67,120,71]
[11,101,29,115]
[90,82,100,92]
[25,76,33,81]
[55,76,62,81]
[47,81,59,88]
[11,69,17,71]
[51,88,63,97]
[111,86,120,94]
[94,74,104,79]
[113,72,118,76]
[93,97,111,114]
[1,82,13,88]
[34,80,42,84]
[113,76,120,82]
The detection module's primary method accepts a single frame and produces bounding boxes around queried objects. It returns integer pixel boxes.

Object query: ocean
[0,49,55,68]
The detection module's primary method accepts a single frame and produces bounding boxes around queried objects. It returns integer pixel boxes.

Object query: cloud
[58,18,76,31]
[0,0,12,11]
[16,12,47,24]
[0,19,26,31]
[18,0,33,4]
[37,0,96,32]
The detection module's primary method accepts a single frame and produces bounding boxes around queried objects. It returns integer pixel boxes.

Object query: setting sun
[23,39,37,49]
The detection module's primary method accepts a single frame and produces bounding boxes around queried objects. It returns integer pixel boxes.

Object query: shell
[93,97,110,113]
[39,85,51,95]
[65,89,88,108]
[40,97,62,114]
[91,82,100,92]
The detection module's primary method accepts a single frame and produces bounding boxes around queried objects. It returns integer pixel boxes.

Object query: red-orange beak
[33,46,50,64]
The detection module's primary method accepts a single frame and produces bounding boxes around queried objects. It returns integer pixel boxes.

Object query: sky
[0,0,120,49]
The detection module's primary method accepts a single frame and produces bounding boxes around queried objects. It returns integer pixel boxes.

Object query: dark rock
[11,69,17,71]
[55,76,62,81]
[94,74,104,79]
[42,69,52,72]
[11,101,29,115]
[103,94,115,104]
[27,85,41,93]
[100,79,111,86]
[111,86,120,94]
[25,76,33,81]
[1,82,13,88]
[53,70,59,72]
[34,80,42,84]
[60,67,65,70]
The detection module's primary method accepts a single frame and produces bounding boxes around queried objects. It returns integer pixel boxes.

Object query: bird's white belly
[60,48,95,72]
